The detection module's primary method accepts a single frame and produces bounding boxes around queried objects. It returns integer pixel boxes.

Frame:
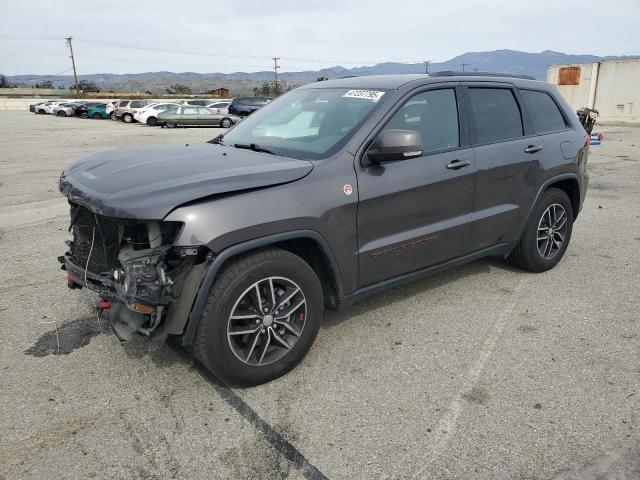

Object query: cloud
[0,0,638,75]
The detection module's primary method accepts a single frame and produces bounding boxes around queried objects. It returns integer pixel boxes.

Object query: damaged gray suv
[59,73,589,386]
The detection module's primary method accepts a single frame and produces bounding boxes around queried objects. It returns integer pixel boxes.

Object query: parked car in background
[74,102,103,118]
[86,104,109,119]
[114,100,152,123]
[52,103,82,117]
[106,101,118,120]
[38,101,69,114]
[158,106,240,128]
[207,100,232,114]
[30,102,48,113]
[175,99,212,106]
[228,96,272,117]
[134,103,179,126]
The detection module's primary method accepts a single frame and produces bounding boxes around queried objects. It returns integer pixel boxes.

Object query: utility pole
[460,63,468,72]
[272,57,280,97]
[66,37,79,96]
[423,60,431,74]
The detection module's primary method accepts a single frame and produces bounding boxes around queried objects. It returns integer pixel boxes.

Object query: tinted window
[130,101,145,108]
[118,101,130,108]
[467,88,523,143]
[382,88,459,154]
[520,90,567,133]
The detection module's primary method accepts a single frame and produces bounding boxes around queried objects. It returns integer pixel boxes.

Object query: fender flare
[518,172,581,238]
[180,229,342,346]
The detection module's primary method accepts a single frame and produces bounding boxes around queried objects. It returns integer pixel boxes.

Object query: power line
[73,37,420,66]
[0,34,67,40]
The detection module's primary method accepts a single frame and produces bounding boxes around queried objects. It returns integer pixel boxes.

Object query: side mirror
[365,129,423,164]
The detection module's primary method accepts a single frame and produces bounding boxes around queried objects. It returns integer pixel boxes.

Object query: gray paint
[59,74,589,342]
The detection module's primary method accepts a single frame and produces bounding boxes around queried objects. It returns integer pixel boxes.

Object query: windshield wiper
[233,143,281,156]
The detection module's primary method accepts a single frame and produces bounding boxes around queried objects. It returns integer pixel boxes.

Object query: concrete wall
[547,59,640,124]
[593,60,640,124]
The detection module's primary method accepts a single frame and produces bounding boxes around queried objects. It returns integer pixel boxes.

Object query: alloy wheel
[537,203,568,259]
[227,276,307,366]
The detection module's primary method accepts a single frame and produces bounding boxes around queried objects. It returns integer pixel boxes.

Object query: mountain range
[5,49,633,96]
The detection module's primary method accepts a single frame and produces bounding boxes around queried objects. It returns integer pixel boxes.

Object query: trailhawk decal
[342,90,385,102]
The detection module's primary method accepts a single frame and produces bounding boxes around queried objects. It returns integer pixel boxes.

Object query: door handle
[446,159,471,170]
[524,145,544,154]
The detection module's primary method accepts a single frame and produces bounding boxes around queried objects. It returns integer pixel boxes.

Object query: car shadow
[322,257,525,329]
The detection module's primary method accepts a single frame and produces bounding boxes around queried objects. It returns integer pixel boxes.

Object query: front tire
[146,116,158,126]
[122,113,133,123]
[508,188,574,272]
[165,122,176,128]
[195,248,323,386]
[220,117,232,128]
[93,112,102,119]
[57,111,66,117]
[81,112,89,119]
[110,112,118,121]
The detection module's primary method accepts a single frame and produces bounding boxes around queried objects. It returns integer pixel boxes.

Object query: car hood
[59,143,313,219]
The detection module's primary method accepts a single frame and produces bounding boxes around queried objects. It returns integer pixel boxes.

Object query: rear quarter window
[520,90,567,133]
[467,88,524,144]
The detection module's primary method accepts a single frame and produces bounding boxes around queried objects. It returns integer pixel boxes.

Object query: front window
[221,88,388,159]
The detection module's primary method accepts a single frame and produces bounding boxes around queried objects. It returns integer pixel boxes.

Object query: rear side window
[130,101,144,108]
[119,101,130,108]
[467,88,523,144]
[520,90,567,133]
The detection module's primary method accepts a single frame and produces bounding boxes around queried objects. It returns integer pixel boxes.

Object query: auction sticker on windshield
[342,90,386,102]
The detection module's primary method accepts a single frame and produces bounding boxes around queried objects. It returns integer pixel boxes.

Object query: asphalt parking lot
[1,111,639,480]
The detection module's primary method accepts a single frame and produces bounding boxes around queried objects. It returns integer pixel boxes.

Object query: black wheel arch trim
[180,229,342,346]
[519,173,581,239]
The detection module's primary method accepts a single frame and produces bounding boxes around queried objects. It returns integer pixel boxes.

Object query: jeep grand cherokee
[58,73,589,386]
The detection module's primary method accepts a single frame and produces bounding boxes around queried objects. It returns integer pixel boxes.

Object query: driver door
[356,85,477,286]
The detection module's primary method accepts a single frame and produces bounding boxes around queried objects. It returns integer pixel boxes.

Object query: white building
[547,58,640,124]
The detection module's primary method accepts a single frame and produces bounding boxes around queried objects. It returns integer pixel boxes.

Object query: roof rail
[430,71,536,80]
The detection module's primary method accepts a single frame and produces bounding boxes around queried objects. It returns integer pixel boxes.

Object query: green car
[86,104,108,119]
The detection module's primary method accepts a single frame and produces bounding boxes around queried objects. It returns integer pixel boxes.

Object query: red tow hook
[97,299,111,310]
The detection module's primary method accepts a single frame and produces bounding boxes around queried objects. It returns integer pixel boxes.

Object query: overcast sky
[1,0,639,76]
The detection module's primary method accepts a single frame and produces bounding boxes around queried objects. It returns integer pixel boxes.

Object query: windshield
[221,88,388,159]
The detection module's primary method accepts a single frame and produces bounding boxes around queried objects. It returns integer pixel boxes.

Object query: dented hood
[59,143,313,219]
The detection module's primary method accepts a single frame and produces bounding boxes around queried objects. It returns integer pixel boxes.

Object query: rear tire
[81,112,89,119]
[194,248,323,386]
[57,111,66,117]
[110,112,118,121]
[93,112,102,119]
[165,122,176,128]
[220,117,232,128]
[146,116,158,126]
[122,113,133,123]
[508,188,574,272]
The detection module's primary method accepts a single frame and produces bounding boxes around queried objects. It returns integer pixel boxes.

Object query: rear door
[197,107,218,126]
[463,83,547,252]
[181,107,199,126]
[356,84,477,286]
